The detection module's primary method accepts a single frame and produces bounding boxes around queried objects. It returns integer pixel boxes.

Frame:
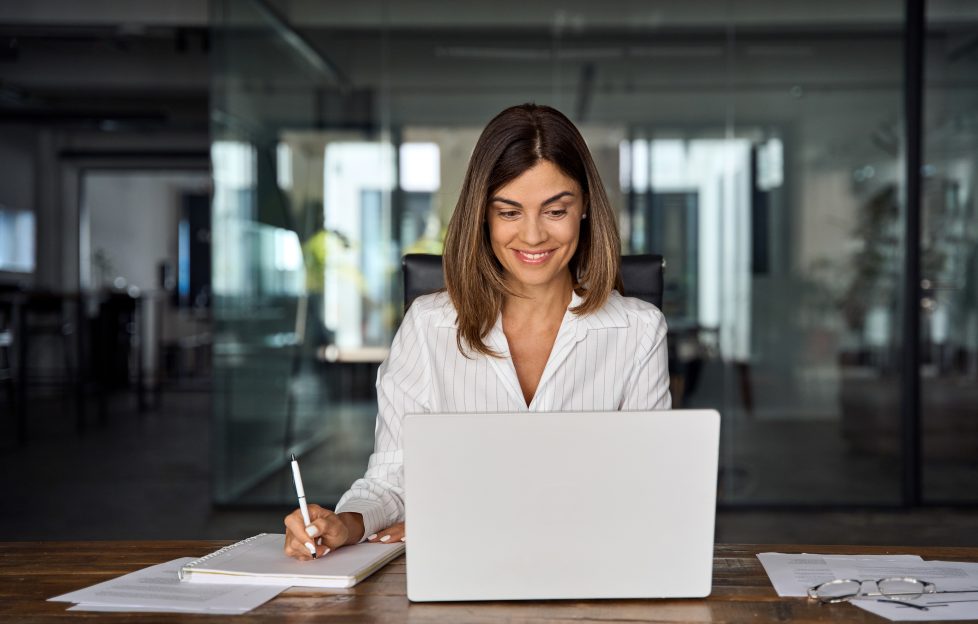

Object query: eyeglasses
[808,577,937,604]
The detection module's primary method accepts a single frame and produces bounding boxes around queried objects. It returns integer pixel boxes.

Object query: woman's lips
[513,249,556,264]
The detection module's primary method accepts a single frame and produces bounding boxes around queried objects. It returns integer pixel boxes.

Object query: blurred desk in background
[1,288,152,443]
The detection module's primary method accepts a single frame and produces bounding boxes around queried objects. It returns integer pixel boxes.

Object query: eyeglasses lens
[817,581,862,600]
[878,579,926,598]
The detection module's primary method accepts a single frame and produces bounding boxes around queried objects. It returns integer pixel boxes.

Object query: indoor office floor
[2,382,978,546]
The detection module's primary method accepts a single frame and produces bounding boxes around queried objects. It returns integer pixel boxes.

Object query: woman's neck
[501,270,574,327]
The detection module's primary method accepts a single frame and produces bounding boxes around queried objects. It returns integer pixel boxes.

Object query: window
[0,207,35,273]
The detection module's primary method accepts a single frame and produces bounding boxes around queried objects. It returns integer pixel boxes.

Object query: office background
[0,0,976,544]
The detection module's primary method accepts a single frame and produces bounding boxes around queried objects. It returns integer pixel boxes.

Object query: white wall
[82,171,210,292]
[0,127,39,283]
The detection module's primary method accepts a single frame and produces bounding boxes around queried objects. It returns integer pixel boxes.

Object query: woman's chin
[504,268,571,291]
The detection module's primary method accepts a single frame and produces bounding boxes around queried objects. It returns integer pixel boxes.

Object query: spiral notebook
[179,533,405,589]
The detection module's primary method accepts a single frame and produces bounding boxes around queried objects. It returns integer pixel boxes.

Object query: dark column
[902,0,924,506]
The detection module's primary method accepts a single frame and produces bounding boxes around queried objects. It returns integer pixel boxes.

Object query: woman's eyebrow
[489,191,575,208]
[489,196,522,208]
[541,191,574,205]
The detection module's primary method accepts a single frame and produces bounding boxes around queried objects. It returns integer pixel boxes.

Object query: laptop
[403,409,721,602]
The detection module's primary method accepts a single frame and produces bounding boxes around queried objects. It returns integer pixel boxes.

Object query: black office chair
[402,253,664,311]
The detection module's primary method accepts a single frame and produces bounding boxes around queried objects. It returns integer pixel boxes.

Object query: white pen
[290,453,318,558]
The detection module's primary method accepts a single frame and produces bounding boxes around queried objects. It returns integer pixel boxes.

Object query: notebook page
[187,534,404,580]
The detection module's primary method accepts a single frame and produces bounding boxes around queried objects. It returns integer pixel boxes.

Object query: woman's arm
[331,302,433,540]
[282,303,432,558]
[620,310,672,410]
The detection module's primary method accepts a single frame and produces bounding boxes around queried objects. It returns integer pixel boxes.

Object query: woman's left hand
[366,521,405,544]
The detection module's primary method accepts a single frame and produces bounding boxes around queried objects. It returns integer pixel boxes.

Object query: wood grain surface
[2,541,976,623]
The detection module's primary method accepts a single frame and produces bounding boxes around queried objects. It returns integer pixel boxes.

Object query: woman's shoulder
[588,290,667,332]
[404,290,456,328]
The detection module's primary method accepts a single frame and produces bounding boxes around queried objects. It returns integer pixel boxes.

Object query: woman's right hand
[283,505,364,560]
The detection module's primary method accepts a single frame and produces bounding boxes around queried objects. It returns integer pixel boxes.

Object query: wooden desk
[3,542,976,622]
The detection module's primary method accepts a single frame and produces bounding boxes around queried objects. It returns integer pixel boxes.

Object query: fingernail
[400,537,406,542]
[367,533,378,541]
[322,548,330,555]
[380,535,391,542]
[316,537,323,545]
[305,526,319,537]
[305,542,317,557]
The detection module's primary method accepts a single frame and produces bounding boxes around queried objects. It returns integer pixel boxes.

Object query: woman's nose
[519,215,547,245]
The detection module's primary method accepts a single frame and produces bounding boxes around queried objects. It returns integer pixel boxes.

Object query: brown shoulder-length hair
[442,103,623,358]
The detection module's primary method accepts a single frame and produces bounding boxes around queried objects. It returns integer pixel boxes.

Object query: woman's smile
[513,248,557,264]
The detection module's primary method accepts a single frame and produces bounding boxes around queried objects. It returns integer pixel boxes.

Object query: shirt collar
[431,292,457,327]
[579,289,629,330]
[433,289,629,330]
[435,308,456,328]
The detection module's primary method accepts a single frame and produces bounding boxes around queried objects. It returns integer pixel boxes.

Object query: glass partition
[922,1,978,503]
[211,1,920,506]
[210,1,379,503]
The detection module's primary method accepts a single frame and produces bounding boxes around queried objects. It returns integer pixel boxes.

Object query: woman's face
[486,160,585,293]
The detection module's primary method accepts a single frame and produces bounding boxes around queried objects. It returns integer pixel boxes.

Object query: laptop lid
[403,409,720,602]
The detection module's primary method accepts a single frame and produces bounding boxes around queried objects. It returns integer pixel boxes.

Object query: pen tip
[290,453,296,462]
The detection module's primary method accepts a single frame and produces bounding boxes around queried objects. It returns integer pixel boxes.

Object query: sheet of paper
[49,558,283,614]
[66,604,253,615]
[829,560,978,593]
[757,553,924,597]
[851,591,978,621]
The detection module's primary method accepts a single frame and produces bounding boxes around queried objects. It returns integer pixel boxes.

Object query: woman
[284,103,670,559]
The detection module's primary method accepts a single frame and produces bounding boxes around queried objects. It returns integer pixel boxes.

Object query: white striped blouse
[334,288,672,539]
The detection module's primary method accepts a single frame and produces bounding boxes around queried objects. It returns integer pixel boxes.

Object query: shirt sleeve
[334,303,432,540]
[620,309,672,411]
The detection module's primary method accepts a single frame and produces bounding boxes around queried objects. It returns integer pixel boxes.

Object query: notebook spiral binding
[178,533,269,580]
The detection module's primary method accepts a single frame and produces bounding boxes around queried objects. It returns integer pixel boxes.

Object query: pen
[875,598,929,611]
[290,453,318,559]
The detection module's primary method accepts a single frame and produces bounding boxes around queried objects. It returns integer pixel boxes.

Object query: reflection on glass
[625,137,753,343]
[208,0,944,507]
[323,141,396,351]
[922,1,978,502]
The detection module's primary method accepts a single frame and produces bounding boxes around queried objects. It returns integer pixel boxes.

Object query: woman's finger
[319,514,348,550]
[284,535,314,561]
[283,531,314,560]
[304,507,333,540]
[366,521,405,544]
[304,506,350,555]
[283,509,318,558]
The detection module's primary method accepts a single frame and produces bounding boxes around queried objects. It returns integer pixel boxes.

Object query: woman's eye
[547,209,568,218]
[498,210,520,219]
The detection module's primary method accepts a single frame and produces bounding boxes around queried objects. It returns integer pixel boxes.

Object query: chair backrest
[402,253,664,310]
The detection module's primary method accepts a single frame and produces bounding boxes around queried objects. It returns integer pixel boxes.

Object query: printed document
[759,552,978,621]
[757,553,924,597]
[49,557,284,615]
[851,590,978,621]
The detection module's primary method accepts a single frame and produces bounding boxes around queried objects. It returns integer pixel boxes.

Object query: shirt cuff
[334,499,388,543]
